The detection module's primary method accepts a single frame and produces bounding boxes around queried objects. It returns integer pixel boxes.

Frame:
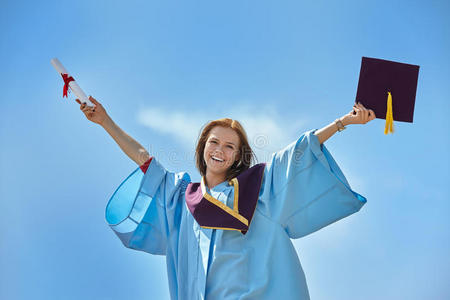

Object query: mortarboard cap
[355,57,420,134]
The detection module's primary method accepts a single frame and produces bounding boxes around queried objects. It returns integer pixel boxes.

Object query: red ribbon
[61,73,75,98]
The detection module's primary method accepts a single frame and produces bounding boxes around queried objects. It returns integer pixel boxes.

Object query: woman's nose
[213,147,224,154]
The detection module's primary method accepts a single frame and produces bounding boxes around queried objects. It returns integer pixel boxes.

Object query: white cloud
[137,107,204,146]
[137,103,309,162]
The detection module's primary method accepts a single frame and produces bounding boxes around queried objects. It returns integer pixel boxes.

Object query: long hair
[195,118,256,182]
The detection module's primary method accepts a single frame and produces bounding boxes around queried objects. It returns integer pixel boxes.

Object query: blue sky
[1,0,449,299]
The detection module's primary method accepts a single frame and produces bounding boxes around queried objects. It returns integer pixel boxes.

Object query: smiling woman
[78,96,372,300]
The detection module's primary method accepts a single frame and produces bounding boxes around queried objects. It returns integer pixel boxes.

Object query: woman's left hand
[342,102,376,125]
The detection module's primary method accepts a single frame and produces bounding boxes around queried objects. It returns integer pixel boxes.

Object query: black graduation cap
[355,57,420,134]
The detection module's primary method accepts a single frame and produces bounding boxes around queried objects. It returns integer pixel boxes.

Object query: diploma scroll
[50,58,93,106]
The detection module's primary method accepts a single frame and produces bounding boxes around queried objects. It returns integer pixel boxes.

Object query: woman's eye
[210,140,217,144]
[227,145,233,149]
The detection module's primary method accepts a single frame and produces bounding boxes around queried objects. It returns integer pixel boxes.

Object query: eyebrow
[209,137,237,146]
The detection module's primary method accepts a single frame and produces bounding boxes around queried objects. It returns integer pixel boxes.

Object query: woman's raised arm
[314,102,376,144]
[76,96,150,166]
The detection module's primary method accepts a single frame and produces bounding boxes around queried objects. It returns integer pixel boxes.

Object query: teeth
[212,156,224,162]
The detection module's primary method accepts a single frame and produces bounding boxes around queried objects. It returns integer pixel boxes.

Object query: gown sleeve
[260,129,367,239]
[105,157,190,255]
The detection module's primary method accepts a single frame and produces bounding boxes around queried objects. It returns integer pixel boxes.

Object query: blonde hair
[195,118,256,181]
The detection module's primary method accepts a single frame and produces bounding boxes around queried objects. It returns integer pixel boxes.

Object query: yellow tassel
[384,91,394,134]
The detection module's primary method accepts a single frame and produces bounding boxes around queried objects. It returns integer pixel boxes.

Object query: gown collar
[185,163,266,234]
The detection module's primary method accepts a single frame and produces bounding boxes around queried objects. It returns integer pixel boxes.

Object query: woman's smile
[211,156,225,163]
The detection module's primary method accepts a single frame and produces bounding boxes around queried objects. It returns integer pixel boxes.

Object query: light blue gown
[105,129,367,300]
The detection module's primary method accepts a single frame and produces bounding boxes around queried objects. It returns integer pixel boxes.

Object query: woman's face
[203,126,241,176]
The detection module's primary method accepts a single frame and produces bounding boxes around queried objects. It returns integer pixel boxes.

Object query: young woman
[77,96,375,300]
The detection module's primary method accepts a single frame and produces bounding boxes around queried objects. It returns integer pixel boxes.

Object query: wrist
[340,115,352,126]
[101,114,113,128]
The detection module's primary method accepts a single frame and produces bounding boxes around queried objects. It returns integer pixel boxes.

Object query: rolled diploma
[50,58,93,105]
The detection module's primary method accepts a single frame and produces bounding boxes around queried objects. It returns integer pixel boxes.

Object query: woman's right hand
[76,96,108,126]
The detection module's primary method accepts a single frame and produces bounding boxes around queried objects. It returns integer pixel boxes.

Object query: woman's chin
[207,166,226,173]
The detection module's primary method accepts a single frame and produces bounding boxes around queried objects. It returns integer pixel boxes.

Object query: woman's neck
[205,171,227,189]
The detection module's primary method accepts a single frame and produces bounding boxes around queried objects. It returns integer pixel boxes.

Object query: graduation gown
[105,129,367,300]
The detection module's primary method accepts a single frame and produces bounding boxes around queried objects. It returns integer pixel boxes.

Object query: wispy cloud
[137,107,205,146]
[137,103,309,162]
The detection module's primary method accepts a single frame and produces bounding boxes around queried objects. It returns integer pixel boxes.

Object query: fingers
[76,99,88,110]
[351,102,367,123]
[89,96,99,105]
[78,97,99,107]
[353,104,361,115]
[355,102,366,110]
[88,96,100,112]
[76,99,86,106]
[77,98,95,111]
[359,103,373,122]
[350,102,376,124]
[82,105,95,113]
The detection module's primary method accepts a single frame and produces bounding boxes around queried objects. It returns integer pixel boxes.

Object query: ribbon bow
[61,73,75,98]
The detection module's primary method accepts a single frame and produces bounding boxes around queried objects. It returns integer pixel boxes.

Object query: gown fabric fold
[105,129,367,300]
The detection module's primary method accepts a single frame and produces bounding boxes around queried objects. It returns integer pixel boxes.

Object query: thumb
[76,99,81,104]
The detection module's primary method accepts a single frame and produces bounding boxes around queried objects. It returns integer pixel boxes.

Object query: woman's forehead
[208,126,240,144]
